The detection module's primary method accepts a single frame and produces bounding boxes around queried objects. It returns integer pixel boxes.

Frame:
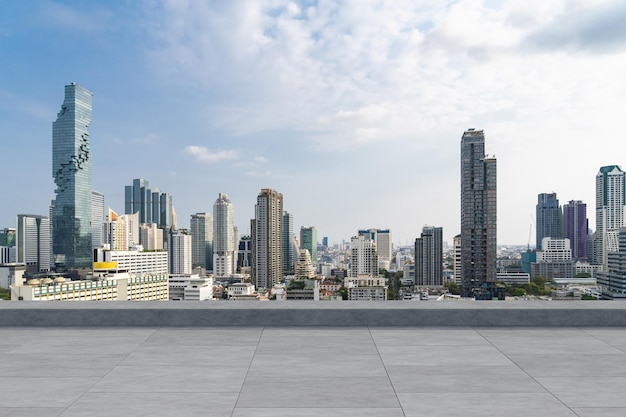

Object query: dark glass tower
[51,83,93,272]
[415,226,443,287]
[460,129,497,298]
[563,200,588,261]
[536,193,562,250]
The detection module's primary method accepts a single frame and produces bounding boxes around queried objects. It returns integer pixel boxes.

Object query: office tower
[531,237,575,281]
[282,212,295,275]
[16,215,51,273]
[300,226,318,266]
[415,226,443,286]
[358,228,392,265]
[124,179,173,230]
[595,165,626,267]
[563,200,588,261]
[213,193,236,276]
[322,237,328,248]
[104,209,139,251]
[169,229,192,274]
[91,191,104,248]
[51,83,93,272]
[252,188,283,290]
[191,212,213,271]
[0,228,16,247]
[536,193,562,250]
[350,235,378,277]
[238,235,251,271]
[139,223,164,250]
[460,129,497,297]
[597,228,626,299]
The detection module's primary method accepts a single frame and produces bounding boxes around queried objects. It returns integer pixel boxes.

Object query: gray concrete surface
[1,326,625,416]
[3,300,626,326]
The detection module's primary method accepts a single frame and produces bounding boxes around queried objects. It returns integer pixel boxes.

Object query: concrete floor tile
[59,392,238,417]
[0,354,125,377]
[377,344,511,366]
[247,353,387,378]
[11,337,146,355]
[537,376,626,408]
[232,408,405,416]
[386,365,544,393]
[582,328,626,345]
[397,393,578,417]
[508,353,626,377]
[475,328,590,338]
[370,328,490,346]
[121,345,257,366]
[89,365,248,393]
[571,408,626,417]
[143,327,263,346]
[0,409,65,417]
[486,335,621,355]
[237,376,399,408]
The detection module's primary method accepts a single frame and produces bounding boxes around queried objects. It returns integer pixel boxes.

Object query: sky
[1,0,626,248]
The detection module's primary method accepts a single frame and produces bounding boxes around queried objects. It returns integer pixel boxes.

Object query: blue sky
[2,0,626,247]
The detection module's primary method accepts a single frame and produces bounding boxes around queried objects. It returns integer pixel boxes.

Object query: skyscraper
[595,165,626,267]
[51,83,93,272]
[300,226,318,266]
[190,212,213,271]
[415,226,443,287]
[91,191,104,249]
[563,200,588,261]
[213,193,236,276]
[124,179,173,229]
[252,188,283,290]
[169,229,191,274]
[536,193,562,250]
[104,209,139,251]
[350,235,378,277]
[460,129,497,297]
[357,228,392,268]
[283,211,295,275]
[16,215,50,273]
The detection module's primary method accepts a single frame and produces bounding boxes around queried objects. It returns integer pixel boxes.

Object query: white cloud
[184,146,239,163]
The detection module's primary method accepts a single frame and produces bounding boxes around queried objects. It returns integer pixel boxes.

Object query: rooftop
[2,301,626,416]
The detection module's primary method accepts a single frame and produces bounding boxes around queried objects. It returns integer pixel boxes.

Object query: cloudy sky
[1,0,626,247]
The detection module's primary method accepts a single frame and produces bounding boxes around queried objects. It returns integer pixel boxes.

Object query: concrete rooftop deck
[3,302,626,416]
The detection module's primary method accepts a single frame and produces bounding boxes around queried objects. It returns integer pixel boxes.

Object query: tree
[512,288,526,297]
[445,282,460,295]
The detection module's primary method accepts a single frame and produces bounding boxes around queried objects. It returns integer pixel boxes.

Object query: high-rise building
[453,234,462,285]
[91,191,104,249]
[536,193,562,250]
[168,229,192,274]
[238,235,251,272]
[51,83,93,272]
[300,226,318,267]
[124,179,173,230]
[252,188,283,290]
[595,165,626,267]
[415,226,443,287]
[104,209,139,251]
[597,228,626,299]
[563,200,588,261]
[460,129,497,297]
[213,193,236,276]
[139,223,164,250]
[282,212,295,275]
[16,214,51,273]
[350,235,378,277]
[190,212,213,271]
[357,228,392,269]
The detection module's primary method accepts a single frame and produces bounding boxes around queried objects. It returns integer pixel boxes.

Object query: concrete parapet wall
[2,301,626,326]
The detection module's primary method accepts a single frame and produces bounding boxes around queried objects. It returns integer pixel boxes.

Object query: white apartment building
[350,235,378,277]
[169,230,192,275]
[536,238,572,261]
[94,246,168,275]
[169,274,215,301]
[344,275,388,301]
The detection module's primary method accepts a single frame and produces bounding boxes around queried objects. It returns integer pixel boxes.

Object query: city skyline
[2,1,625,246]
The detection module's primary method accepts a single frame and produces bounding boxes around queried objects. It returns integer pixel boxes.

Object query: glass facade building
[536,193,562,251]
[460,129,497,297]
[51,83,93,271]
